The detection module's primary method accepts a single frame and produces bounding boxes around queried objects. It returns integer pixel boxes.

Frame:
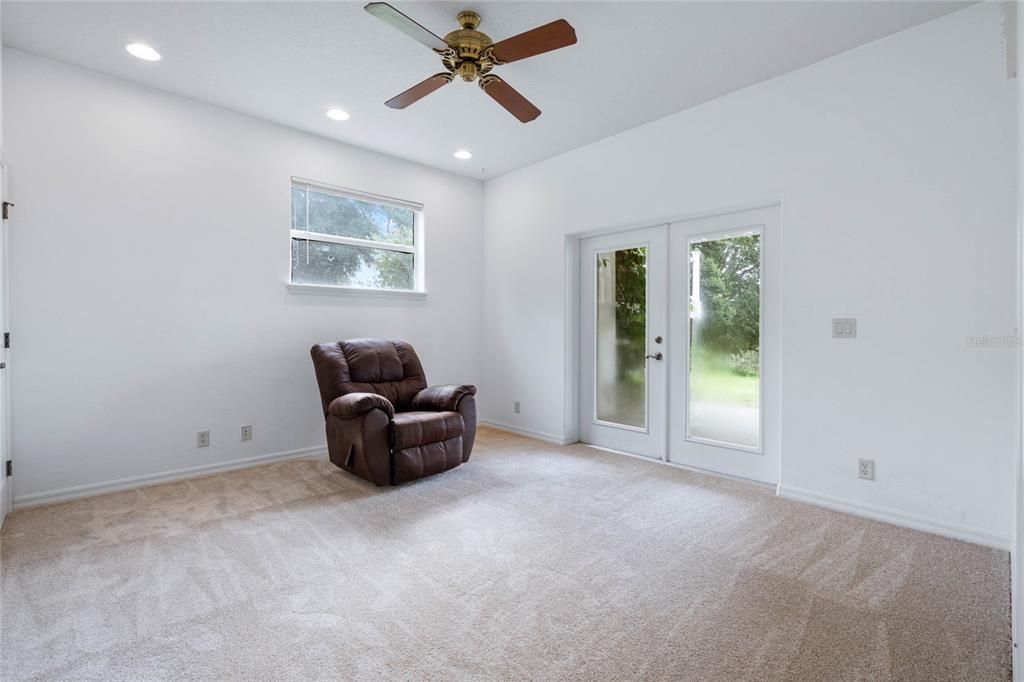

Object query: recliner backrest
[311,338,428,416]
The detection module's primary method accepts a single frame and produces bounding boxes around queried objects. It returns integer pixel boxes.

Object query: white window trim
[286,178,426,297]
[285,282,427,299]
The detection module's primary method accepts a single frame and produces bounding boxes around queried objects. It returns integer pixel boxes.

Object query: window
[289,179,423,293]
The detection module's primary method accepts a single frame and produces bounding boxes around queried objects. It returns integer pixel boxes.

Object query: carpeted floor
[0,427,1011,680]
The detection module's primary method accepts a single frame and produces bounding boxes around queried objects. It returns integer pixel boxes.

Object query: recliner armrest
[411,384,477,412]
[328,393,395,420]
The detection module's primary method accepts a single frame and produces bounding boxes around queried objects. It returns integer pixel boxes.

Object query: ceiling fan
[364,3,577,123]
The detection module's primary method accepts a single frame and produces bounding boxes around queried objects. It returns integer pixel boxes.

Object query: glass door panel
[687,233,761,449]
[595,247,647,429]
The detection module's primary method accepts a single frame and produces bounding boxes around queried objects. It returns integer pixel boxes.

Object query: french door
[667,207,779,483]
[578,227,667,459]
[579,207,779,484]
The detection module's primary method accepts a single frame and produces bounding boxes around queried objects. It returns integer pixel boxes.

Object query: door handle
[645,352,663,361]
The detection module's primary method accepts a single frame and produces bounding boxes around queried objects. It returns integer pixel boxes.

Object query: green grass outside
[617,346,759,415]
[689,349,759,408]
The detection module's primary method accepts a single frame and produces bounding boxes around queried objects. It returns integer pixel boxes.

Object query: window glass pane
[687,233,760,448]
[304,189,414,246]
[595,247,646,429]
[291,187,307,230]
[291,239,414,290]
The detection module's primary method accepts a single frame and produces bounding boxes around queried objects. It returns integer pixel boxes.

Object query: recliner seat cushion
[391,411,464,449]
[393,437,463,484]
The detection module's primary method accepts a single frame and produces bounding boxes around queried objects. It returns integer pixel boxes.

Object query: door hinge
[1,202,12,220]
[5,460,10,477]
[3,333,9,349]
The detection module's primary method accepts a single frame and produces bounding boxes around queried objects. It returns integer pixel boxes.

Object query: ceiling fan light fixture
[364,3,577,123]
[325,108,351,121]
[453,150,473,160]
[125,42,162,62]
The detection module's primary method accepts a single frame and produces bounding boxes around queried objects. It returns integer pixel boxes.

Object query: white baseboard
[778,484,1010,551]
[13,445,327,510]
[478,419,574,446]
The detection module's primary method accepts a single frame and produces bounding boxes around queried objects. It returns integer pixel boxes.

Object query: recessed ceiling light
[125,43,162,62]
[454,150,473,160]
[325,108,351,121]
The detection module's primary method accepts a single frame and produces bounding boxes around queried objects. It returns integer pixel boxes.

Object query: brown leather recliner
[310,338,477,485]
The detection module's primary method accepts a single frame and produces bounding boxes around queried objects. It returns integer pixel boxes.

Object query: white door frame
[567,200,782,485]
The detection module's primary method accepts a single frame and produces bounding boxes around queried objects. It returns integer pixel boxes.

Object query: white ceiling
[3,1,970,179]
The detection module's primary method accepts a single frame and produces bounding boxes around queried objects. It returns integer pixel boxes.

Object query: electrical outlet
[514,401,521,414]
[858,458,875,480]
[833,318,857,338]
[241,425,253,442]
[197,430,210,448]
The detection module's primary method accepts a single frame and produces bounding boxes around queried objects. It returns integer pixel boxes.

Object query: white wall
[482,3,1018,547]
[4,50,484,503]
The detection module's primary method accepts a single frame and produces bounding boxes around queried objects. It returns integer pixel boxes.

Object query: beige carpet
[0,427,1011,680]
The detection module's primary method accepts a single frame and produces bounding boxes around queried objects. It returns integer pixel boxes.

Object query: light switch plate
[832,318,857,338]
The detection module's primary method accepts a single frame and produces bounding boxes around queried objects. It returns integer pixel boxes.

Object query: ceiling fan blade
[364,3,450,52]
[386,73,453,109]
[479,76,541,123]
[489,19,577,64]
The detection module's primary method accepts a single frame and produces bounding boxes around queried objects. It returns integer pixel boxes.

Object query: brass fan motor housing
[441,11,495,82]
